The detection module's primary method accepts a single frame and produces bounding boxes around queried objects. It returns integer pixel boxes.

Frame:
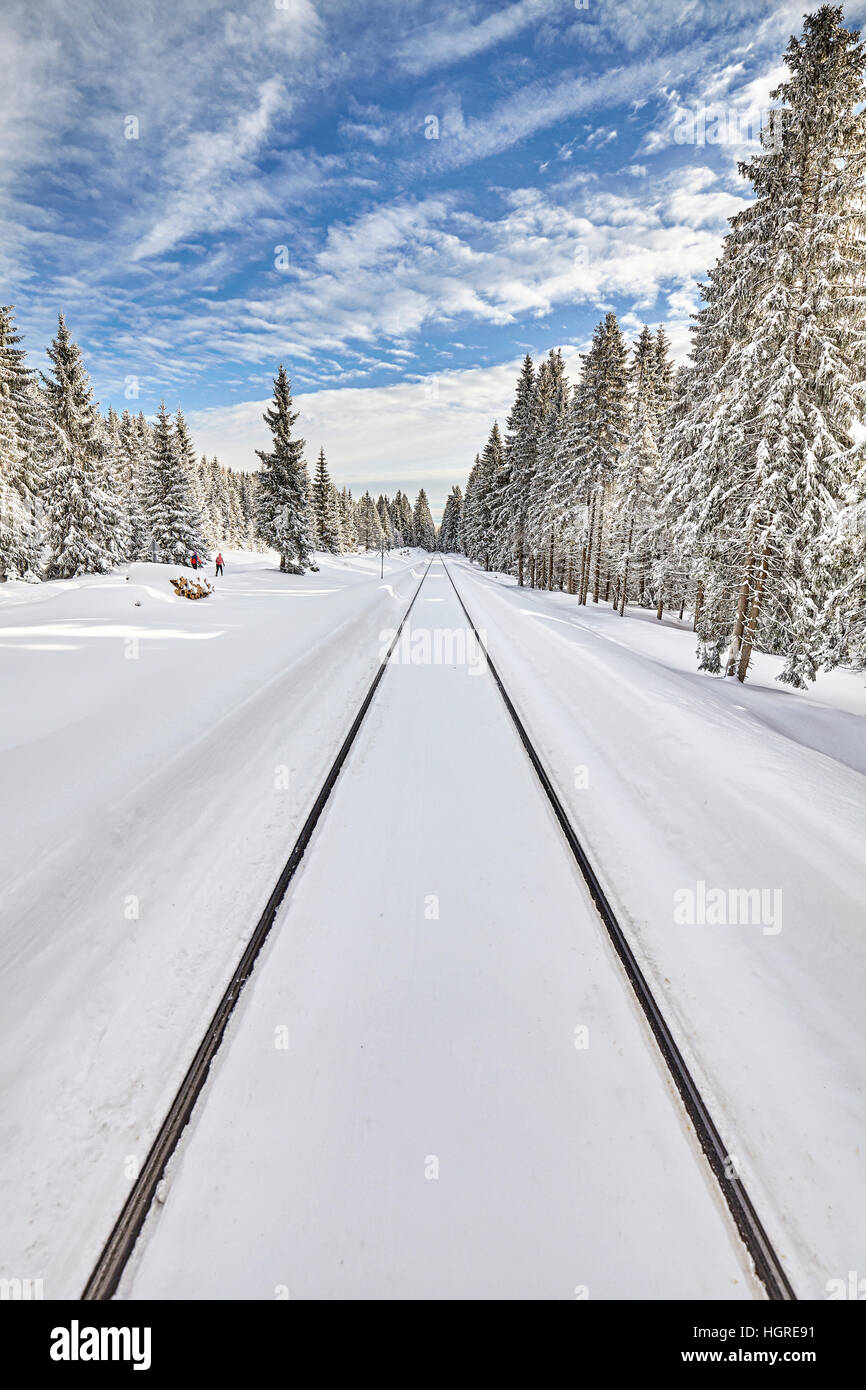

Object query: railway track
[83,554,794,1301]
[441,558,796,1302]
[82,560,431,1300]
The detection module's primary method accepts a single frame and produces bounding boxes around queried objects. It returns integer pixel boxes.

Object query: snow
[438,559,866,1298]
[2,548,862,1300]
[0,547,426,1298]
[120,557,755,1300]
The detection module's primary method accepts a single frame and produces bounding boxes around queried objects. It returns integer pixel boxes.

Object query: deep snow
[121,559,755,1300]
[0,548,425,1298]
[443,558,866,1299]
[1,548,862,1300]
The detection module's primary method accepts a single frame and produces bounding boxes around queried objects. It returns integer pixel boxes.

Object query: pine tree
[672,4,866,685]
[42,315,121,578]
[439,485,464,552]
[103,407,133,562]
[498,354,538,584]
[117,409,150,560]
[172,408,208,557]
[395,490,414,545]
[376,493,395,550]
[311,447,342,552]
[0,305,46,504]
[528,349,569,588]
[0,380,31,579]
[613,326,664,615]
[145,403,203,565]
[578,314,629,604]
[413,488,435,551]
[356,491,383,549]
[255,365,314,573]
[339,487,358,551]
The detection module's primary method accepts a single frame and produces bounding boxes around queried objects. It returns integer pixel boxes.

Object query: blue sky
[2,0,860,515]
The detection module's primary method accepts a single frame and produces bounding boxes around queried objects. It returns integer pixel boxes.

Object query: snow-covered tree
[42,315,123,578]
[255,365,315,573]
[498,354,538,584]
[0,381,31,579]
[439,485,463,552]
[116,409,151,560]
[0,305,45,576]
[528,349,569,588]
[338,486,358,551]
[671,4,866,685]
[311,447,342,552]
[145,402,203,565]
[612,325,665,615]
[413,488,435,550]
[376,494,395,550]
[356,490,383,549]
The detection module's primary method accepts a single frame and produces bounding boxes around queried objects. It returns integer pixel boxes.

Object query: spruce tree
[0,380,31,579]
[339,487,358,551]
[146,402,202,565]
[614,326,663,615]
[671,4,866,685]
[499,355,538,584]
[311,447,342,552]
[439,485,464,552]
[42,315,121,578]
[413,488,435,551]
[528,349,569,588]
[356,491,383,550]
[255,365,314,573]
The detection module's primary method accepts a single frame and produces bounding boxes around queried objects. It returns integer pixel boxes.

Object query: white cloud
[186,327,699,521]
[187,354,581,516]
[397,0,550,76]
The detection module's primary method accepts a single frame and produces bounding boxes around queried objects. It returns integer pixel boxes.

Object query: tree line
[0,311,439,581]
[454,6,865,687]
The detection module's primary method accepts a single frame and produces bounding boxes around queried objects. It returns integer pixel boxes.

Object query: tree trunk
[567,559,575,595]
[736,543,771,683]
[619,516,634,616]
[656,592,663,620]
[693,579,704,631]
[580,499,595,606]
[592,490,604,603]
[725,549,754,677]
[548,533,555,590]
[678,596,685,620]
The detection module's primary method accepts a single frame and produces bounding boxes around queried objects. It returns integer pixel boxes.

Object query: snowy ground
[120,559,755,1300]
[0,547,425,1298]
[1,549,863,1300]
[441,558,866,1299]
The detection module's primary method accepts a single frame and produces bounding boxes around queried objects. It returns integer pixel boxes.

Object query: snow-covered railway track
[441,559,796,1302]
[81,561,432,1301]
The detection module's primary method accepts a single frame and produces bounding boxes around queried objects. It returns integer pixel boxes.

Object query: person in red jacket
[215,552,224,577]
